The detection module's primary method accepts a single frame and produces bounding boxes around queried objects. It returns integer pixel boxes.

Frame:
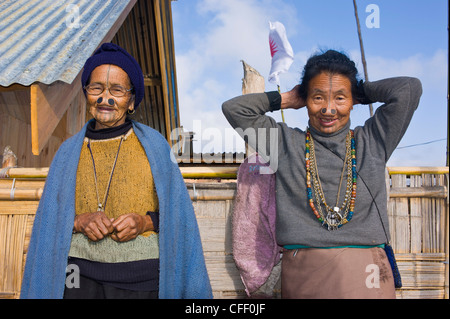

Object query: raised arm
[359,76,422,161]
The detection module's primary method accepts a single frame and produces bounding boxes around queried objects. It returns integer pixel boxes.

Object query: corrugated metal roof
[0,0,133,87]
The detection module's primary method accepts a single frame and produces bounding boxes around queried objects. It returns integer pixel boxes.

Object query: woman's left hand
[111,213,154,242]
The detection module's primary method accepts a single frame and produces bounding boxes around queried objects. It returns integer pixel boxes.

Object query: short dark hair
[298,50,365,102]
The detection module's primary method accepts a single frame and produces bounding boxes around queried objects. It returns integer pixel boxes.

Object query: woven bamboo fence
[0,166,448,299]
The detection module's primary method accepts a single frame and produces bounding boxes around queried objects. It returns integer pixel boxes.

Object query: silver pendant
[325,207,343,231]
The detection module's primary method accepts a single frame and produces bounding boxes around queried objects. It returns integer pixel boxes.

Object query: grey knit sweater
[222,77,422,247]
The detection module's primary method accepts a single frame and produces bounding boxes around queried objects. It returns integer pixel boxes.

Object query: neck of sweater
[308,121,351,160]
[86,118,133,140]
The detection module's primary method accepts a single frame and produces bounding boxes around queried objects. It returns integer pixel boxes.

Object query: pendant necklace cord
[87,135,124,212]
[311,137,348,210]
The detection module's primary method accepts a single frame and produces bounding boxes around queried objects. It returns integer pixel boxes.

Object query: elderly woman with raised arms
[223,49,422,298]
[21,43,212,299]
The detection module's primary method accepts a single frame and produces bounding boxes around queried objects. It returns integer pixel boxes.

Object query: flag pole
[278,85,285,123]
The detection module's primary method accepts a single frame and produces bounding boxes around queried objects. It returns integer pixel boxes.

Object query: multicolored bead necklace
[305,128,357,230]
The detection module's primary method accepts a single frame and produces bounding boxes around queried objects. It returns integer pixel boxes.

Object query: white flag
[268,21,294,86]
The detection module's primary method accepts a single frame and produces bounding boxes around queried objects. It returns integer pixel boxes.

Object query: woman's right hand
[73,211,114,241]
[281,85,306,110]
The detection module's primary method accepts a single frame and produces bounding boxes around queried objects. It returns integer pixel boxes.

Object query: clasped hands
[73,211,154,242]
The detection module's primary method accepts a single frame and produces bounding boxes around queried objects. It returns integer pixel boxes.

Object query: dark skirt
[63,274,158,299]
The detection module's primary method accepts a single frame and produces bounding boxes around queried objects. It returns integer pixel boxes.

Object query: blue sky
[172,0,448,167]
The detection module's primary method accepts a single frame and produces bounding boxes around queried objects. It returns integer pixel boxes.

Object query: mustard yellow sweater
[69,129,159,262]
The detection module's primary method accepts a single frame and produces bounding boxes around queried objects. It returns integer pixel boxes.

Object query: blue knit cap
[81,43,144,108]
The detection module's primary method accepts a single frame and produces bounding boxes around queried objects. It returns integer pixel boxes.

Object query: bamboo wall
[387,167,449,299]
[0,167,448,299]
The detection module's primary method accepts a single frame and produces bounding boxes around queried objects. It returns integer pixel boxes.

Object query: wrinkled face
[306,72,354,134]
[86,64,134,130]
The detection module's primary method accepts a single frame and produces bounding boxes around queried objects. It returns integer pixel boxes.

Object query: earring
[128,108,135,115]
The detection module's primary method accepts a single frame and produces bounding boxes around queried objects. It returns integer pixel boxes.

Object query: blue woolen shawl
[20,120,212,299]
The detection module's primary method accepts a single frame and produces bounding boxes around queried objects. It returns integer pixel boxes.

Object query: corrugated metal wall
[0,0,135,86]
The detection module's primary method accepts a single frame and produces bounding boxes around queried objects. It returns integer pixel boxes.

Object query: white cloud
[365,49,447,88]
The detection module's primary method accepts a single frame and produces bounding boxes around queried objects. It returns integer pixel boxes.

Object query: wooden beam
[388,167,449,175]
[154,0,180,144]
[3,166,238,179]
[0,84,29,92]
[180,166,238,179]
[30,73,82,155]
[390,186,448,198]
[167,0,180,130]
[4,167,49,178]
[5,166,450,181]
[154,0,172,145]
[159,0,174,133]
[144,77,162,86]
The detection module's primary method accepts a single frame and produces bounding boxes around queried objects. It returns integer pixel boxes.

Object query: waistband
[284,244,385,250]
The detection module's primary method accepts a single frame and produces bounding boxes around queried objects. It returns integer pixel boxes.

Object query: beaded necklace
[305,128,356,230]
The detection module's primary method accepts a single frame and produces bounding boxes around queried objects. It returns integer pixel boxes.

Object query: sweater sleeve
[222,92,285,166]
[359,77,422,162]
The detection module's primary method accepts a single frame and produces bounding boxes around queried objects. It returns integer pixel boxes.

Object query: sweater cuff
[356,80,375,105]
[146,211,159,233]
[265,91,282,111]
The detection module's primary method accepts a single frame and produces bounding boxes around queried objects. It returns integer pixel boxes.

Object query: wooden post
[154,0,180,145]
[241,60,265,157]
[390,173,410,253]
[2,146,17,169]
[241,60,265,95]
[444,172,449,299]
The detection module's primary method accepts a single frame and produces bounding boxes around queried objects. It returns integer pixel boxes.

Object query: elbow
[221,98,238,124]
[221,100,231,117]
[407,77,423,107]
[408,77,423,96]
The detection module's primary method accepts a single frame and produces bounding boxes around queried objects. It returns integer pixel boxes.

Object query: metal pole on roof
[353,0,374,117]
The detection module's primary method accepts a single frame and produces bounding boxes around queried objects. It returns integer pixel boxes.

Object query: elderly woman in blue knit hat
[21,43,212,299]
